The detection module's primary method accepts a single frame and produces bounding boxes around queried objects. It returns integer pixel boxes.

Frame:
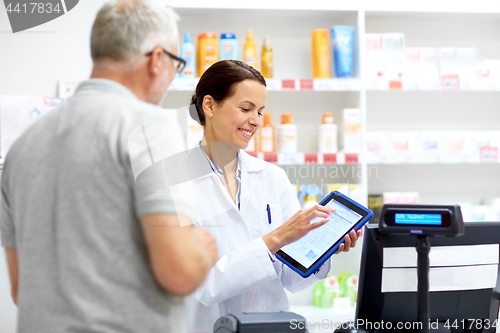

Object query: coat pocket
[259,204,282,234]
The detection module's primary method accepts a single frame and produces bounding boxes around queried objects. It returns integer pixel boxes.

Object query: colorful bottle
[261,36,273,78]
[343,108,362,154]
[300,185,321,209]
[197,32,218,77]
[338,272,358,306]
[313,274,339,308]
[243,29,258,70]
[311,29,330,78]
[258,113,274,153]
[332,26,355,78]
[180,33,195,78]
[277,113,297,153]
[318,112,338,153]
[220,33,238,60]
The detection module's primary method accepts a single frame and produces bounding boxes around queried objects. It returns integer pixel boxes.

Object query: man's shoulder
[65,91,168,140]
[74,89,162,117]
[70,79,165,119]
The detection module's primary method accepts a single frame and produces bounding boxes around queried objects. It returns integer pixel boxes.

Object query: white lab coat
[178,146,331,332]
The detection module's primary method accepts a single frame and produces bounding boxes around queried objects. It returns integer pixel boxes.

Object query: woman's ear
[202,95,216,119]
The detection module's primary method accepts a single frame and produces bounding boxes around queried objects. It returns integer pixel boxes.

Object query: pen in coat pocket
[266,204,271,224]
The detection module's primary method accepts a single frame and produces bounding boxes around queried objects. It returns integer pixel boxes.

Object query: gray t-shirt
[0,79,192,333]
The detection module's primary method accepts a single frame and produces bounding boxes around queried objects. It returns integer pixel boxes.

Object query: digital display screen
[395,213,442,225]
[280,198,363,269]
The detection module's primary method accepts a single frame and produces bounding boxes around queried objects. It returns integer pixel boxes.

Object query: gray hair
[90,0,179,67]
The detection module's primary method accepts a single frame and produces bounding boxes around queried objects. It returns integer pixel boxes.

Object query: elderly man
[0,0,217,332]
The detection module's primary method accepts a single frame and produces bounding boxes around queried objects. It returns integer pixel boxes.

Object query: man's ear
[202,95,216,119]
[147,47,164,77]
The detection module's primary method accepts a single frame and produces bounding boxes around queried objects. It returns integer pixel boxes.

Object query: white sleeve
[282,258,331,293]
[192,237,278,307]
[274,168,331,293]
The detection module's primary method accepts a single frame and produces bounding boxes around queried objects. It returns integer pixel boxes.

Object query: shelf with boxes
[57,6,500,213]
[366,130,500,164]
[173,8,360,79]
[164,6,365,167]
[248,152,360,165]
[365,78,500,92]
[367,163,500,222]
[169,79,500,93]
[168,78,362,92]
[364,10,500,206]
[178,104,363,165]
[363,14,500,92]
[363,11,500,227]
[365,94,500,220]
[163,7,355,215]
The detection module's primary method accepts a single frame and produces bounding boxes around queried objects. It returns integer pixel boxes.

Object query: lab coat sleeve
[275,168,331,293]
[192,236,278,307]
[282,258,331,293]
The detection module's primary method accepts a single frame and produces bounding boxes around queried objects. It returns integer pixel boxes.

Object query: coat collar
[187,143,266,179]
[239,150,266,173]
[185,145,266,216]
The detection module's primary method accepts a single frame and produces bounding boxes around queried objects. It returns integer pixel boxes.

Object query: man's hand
[140,214,218,296]
[5,248,18,306]
[193,227,219,266]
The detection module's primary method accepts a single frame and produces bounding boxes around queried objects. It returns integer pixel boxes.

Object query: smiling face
[202,79,267,149]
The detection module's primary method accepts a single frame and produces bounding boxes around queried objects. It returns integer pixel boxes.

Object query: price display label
[299,79,313,90]
[278,153,304,165]
[264,153,278,164]
[323,154,337,164]
[281,80,297,90]
[365,80,389,91]
[266,79,281,91]
[480,147,498,163]
[313,79,331,91]
[345,154,359,164]
[304,153,318,164]
[442,75,460,91]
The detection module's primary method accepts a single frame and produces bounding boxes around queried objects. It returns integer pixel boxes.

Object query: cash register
[350,205,500,333]
[214,205,500,333]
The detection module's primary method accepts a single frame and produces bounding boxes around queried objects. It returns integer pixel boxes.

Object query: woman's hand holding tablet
[262,204,335,255]
[276,191,373,278]
[335,229,363,254]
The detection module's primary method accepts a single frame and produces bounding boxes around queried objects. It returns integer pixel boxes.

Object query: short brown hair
[190,60,266,126]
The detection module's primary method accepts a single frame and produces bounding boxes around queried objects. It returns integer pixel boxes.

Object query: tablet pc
[276,191,373,278]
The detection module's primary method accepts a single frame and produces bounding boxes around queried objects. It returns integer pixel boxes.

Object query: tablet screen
[280,197,364,269]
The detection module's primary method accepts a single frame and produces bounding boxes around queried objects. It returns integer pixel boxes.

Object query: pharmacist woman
[182,60,362,332]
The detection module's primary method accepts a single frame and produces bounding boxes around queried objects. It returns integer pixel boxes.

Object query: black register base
[213,312,307,333]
